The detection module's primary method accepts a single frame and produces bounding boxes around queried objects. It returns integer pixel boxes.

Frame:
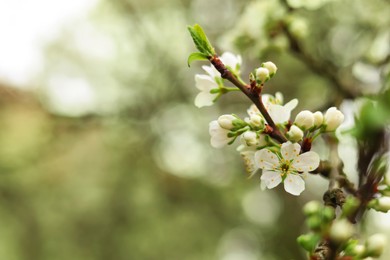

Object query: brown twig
[209,55,288,143]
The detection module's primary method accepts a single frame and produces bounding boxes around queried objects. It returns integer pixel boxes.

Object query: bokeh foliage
[0,0,389,259]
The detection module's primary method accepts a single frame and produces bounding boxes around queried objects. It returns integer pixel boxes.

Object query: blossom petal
[209,120,229,135]
[202,65,219,79]
[275,92,284,104]
[260,179,267,191]
[284,174,305,196]
[261,170,282,189]
[292,151,320,172]
[254,149,279,170]
[195,92,216,108]
[221,52,241,70]
[209,120,220,135]
[261,94,273,106]
[210,135,230,148]
[281,142,301,161]
[284,99,298,111]
[240,150,258,177]
[268,104,290,124]
[195,74,217,91]
[247,104,260,116]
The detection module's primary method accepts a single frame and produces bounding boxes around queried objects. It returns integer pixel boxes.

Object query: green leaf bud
[297,233,321,252]
[303,201,322,216]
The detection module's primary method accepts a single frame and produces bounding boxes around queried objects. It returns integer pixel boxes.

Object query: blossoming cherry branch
[187,24,344,196]
[187,24,389,259]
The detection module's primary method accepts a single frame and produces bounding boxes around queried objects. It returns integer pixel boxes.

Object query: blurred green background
[0,0,389,259]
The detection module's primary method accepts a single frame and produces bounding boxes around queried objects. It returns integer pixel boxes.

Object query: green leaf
[187,52,209,67]
[187,24,215,56]
[193,24,215,55]
[187,25,207,54]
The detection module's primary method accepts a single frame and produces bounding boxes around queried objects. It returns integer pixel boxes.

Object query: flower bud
[307,216,322,231]
[342,196,360,217]
[289,17,308,39]
[242,131,258,146]
[249,114,265,129]
[262,61,277,77]
[344,240,365,257]
[368,197,390,213]
[365,233,387,257]
[353,244,365,256]
[255,67,270,84]
[303,201,322,216]
[329,219,354,243]
[322,206,336,222]
[324,107,344,131]
[287,125,304,142]
[217,114,236,130]
[294,110,314,130]
[313,111,324,128]
[297,233,321,252]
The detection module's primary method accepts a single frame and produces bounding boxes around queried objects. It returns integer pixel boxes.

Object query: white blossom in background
[254,142,320,195]
[209,120,234,148]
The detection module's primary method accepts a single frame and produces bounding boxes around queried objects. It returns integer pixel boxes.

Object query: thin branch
[209,55,288,143]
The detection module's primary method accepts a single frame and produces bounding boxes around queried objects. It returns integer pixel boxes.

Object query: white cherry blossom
[209,120,234,148]
[247,92,298,125]
[220,52,242,74]
[254,142,320,196]
[194,52,242,108]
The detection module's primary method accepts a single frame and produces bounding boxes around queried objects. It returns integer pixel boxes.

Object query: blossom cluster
[194,52,345,196]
